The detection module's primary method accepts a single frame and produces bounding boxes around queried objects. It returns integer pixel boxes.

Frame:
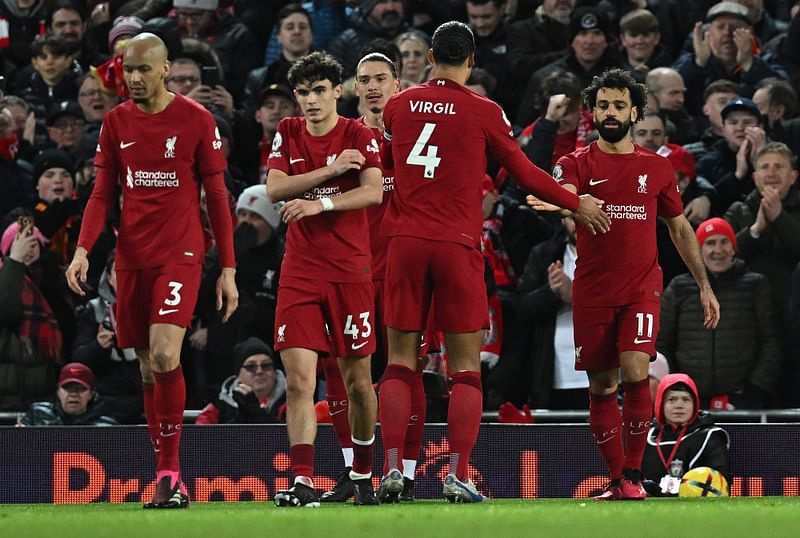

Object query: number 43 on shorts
[344,312,372,339]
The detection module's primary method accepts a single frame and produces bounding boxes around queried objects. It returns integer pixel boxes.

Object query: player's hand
[23,111,36,144]
[545,94,571,122]
[188,327,208,351]
[761,186,783,222]
[683,195,711,226]
[96,324,115,349]
[733,27,754,71]
[327,149,365,177]
[216,267,238,323]
[693,21,711,67]
[279,198,325,224]
[234,383,253,396]
[735,139,751,179]
[525,194,567,213]
[65,247,90,296]
[573,194,610,235]
[700,286,720,329]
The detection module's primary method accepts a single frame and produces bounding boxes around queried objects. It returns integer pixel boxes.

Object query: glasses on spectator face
[176,10,207,22]
[241,361,274,373]
[79,89,103,98]
[166,76,200,85]
[52,119,86,130]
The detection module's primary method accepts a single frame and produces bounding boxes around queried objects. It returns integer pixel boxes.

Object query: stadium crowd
[1,0,800,434]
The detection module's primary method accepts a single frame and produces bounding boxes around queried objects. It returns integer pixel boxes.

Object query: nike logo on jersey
[120,141,136,149]
[290,157,305,164]
[329,408,347,416]
[351,341,368,350]
[158,308,179,316]
[633,337,652,344]
[589,178,609,186]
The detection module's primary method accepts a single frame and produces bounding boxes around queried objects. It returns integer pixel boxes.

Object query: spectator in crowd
[77,74,119,133]
[0,107,34,221]
[733,0,787,44]
[683,79,739,163]
[506,0,574,79]
[191,185,283,395]
[106,15,143,55]
[516,6,620,127]
[71,250,143,424]
[45,100,87,156]
[171,48,235,122]
[252,84,297,185]
[164,57,201,96]
[674,1,788,118]
[753,77,799,131]
[641,374,730,496]
[395,30,429,87]
[631,109,669,153]
[0,0,49,71]
[520,70,593,172]
[645,67,699,145]
[242,3,313,112]
[467,0,516,114]
[697,97,766,213]
[172,0,261,101]
[2,95,37,161]
[18,362,118,426]
[195,337,287,424]
[328,0,408,77]
[0,217,62,410]
[657,217,782,408]
[725,142,800,351]
[19,36,81,148]
[616,9,671,82]
[49,0,102,71]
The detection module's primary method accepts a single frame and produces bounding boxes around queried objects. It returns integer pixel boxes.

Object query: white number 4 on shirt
[344,312,372,339]
[407,122,441,179]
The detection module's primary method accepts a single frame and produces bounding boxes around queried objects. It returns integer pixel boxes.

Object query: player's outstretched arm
[665,214,720,329]
[266,149,366,202]
[526,190,610,235]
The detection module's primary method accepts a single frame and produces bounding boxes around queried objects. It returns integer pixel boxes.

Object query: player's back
[382,79,508,248]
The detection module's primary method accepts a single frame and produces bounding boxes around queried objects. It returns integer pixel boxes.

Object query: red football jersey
[555,143,683,307]
[363,120,394,281]
[268,116,382,282]
[381,78,578,248]
[89,94,227,270]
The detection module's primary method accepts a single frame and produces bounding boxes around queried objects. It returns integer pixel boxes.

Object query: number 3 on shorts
[344,312,372,339]
[164,281,183,306]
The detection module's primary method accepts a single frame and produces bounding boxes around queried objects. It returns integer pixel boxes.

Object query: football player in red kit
[529,68,720,500]
[66,33,238,509]
[377,21,610,503]
[267,51,383,507]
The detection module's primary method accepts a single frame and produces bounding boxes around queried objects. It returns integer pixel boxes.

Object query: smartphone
[17,215,33,235]
[201,65,221,88]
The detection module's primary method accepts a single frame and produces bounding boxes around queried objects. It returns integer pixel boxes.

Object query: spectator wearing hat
[242,4,313,113]
[616,9,672,82]
[18,362,118,425]
[657,217,782,409]
[107,15,143,54]
[45,100,87,156]
[516,6,620,127]
[195,337,287,424]
[673,1,788,118]
[697,97,767,213]
[189,185,284,395]
[250,84,297,184]
[171,0,261,102]
[683,79,739,164]
[507,0,575,81]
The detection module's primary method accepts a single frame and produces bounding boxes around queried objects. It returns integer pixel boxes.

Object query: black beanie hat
[233,337,275,372]
[568,7,613,45]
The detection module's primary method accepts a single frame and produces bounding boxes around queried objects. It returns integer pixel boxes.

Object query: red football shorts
[114,263,201,349]
[384,236,488,333]
[274,276,376,358]
[572,301,660,371]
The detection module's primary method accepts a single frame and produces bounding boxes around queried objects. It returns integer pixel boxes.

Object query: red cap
[58,362,94,389]
[657,143,696,179]
[696,217,736,251]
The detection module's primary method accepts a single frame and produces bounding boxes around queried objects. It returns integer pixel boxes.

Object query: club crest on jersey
[367,139,379,154]
[553,164,563,181]
[165,136,177,159]
[277,324,286,343]
[638,173,648,193]
[326,154,338,166]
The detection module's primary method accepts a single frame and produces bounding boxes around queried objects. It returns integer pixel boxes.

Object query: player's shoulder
[635,143,669,163]
[566,143,594,162]
[276,115,304,134]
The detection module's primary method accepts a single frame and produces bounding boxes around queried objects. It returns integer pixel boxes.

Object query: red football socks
[152,366,186,473]
[290,444,314,480]
[589,391,624,480]
[622,378,652,471]
[379,364,415,474]
[448,371,482,481]
[351,436,374,476]
[142,382,160,467]
[322,358,353,450]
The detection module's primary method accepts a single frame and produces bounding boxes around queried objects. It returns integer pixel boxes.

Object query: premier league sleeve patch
[552,164,563,181]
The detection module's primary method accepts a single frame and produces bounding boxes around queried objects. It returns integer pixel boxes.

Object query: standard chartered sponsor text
[305,186,341,198]
[605,203,647,221]
[134,170,180,187]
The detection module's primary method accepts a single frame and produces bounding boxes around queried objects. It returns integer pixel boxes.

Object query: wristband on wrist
[320,197,334,212]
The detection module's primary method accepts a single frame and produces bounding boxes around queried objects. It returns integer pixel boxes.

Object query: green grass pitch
[2,497,800,538]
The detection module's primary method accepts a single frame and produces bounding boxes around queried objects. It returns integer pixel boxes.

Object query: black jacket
[696,138,753,215]
[506,8,568,80]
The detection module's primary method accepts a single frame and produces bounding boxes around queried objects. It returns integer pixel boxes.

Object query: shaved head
[124,32,168,63]
[123,32,172,110]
